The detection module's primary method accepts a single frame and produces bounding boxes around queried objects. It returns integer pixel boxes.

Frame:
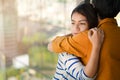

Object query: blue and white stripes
[53,53,95,80]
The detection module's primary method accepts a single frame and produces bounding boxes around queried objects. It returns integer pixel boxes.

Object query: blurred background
[0,0,120,80]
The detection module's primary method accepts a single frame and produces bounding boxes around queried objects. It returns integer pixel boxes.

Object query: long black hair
[71,3,98,29]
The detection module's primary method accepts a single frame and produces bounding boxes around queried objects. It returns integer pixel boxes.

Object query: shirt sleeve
[80,68,96,80]
[59,53,96,80]
[52,30,91,57]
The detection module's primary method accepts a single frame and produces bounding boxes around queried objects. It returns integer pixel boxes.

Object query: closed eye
[71,22,75,25]
[80,23,86,25]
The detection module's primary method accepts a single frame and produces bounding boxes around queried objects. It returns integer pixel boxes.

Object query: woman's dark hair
[71,3,98,29]
[92,0,120,19]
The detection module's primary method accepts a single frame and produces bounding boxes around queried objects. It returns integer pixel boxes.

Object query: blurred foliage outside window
[0,0,76,80]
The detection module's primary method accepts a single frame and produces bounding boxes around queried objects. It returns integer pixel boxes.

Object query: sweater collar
[97,18,117,28]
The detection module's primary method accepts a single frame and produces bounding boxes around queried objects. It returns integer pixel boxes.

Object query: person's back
[91,0,120,79]
[96,18,120,80]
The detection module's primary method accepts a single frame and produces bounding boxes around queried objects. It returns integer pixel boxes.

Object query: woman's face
[71,12,89,35]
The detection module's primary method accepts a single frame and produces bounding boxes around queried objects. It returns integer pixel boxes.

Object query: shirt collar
[97,18,117,28]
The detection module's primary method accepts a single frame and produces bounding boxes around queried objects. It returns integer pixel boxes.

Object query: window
[0,0,76,79]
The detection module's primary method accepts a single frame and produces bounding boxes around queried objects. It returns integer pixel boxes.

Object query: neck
[98,15,102,22]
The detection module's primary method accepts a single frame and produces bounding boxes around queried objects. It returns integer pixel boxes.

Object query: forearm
[47,34,72,52]
[48,31,89,57]
[84,46,101,78]
[47,36,66,53]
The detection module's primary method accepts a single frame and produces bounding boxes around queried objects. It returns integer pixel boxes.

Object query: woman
[48,3,104,80]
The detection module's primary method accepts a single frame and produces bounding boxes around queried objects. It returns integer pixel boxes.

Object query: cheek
[71,27,74,33]
[71,26,79,32]
[71,29,76,35]
[81,26,89,31]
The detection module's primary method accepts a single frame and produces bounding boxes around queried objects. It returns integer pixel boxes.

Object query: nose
[74,24,80,31]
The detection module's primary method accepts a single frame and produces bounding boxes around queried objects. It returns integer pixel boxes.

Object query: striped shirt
[53,53,95,80]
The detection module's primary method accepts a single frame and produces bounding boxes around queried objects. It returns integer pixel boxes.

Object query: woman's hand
[88,28,104,48]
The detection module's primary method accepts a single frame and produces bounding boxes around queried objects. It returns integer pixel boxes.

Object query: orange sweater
[52,18,120,80]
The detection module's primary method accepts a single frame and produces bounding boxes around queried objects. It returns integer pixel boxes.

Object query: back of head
[71,3,98,29]
[92,0,120,19]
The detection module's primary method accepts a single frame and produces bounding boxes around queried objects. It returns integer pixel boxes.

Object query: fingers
[88,27,104,38]
[94,27,98,31]
[89,27,103,34]
[89,28,98,34]
[99,29,104,40]
[88,29,94,38]
[88,28,97,37]
[97,28,104,37]
[88,29,92,37]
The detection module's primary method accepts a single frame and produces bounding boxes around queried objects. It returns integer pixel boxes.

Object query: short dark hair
[92,0,120,19]
[71,3,98,29]
[85,0,90,3]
